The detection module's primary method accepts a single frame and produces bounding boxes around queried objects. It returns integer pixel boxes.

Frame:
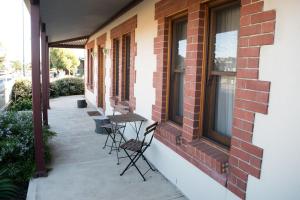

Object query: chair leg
[117,131,123,152]
[103,131,110,149]
[142,155,156,171]
[120,149,138,176]
[130,156,146,181]
[118,123,127,151]
[120,150,146,181]
[116,145,120,165]
[109,133,117,154]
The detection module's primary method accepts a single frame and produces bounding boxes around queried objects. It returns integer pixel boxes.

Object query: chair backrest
[113,102,130,115]
[141,122,159,149]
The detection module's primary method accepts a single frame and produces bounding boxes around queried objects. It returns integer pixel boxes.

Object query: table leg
[102,127,110,149]
[109,132,117,154]
[136,121,143,140]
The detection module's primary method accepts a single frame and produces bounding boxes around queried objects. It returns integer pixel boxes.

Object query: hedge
[50,77,84,98]
[8,78,84,111]
[10,80,31,103]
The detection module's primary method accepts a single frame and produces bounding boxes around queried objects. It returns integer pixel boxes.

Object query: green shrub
[50,77,84,98]
[49,81,59,98]
[9,80,33,112]
[8,99,32,112]
[0,111,56,183]
[0,168,17,199]
[10,80,32,102]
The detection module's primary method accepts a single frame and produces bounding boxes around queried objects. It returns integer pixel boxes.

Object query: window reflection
[213,5,239,72]
[214,31,238,72]
[178,40,187,58]
[169,17,187,125]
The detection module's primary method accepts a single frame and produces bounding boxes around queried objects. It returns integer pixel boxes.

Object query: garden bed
[1,80,56,199]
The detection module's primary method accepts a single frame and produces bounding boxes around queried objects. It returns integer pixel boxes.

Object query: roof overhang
[48,36,89,49]
[24,0,143,46]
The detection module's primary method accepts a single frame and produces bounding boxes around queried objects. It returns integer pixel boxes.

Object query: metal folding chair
[112,102,130,115]
[119,122,158,181]
[101,123,127,166]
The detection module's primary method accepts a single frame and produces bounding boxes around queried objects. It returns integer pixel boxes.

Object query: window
[204,3,240,146]
[168,15,187,125]
[123,34,131,101]
[110,16,137,109]
[87,48,94,89]
[113,39,120,96]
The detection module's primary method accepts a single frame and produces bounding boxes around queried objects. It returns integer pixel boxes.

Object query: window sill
[156,122,182,145]
[155,122,229,185]
[86,84,94,93]
[189,138,229,174]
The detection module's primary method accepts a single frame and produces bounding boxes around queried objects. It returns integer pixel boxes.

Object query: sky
[0,0,84,67]
[0,0,31,65]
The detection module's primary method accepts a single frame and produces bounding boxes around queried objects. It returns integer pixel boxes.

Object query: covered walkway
[26,95,186,200]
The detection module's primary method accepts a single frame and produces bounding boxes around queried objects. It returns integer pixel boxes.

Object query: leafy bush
[8,99,32,112]
[50,77,84,98]
[10,80,32,103]
[0,111,55,183]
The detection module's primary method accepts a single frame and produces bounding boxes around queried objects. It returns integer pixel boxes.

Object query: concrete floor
[27,95,186,200]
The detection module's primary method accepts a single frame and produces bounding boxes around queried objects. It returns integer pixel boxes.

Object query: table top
[100,123,125,129]
[107,113,147,123]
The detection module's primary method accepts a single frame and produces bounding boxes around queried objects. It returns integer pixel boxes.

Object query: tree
[50,48,80,75]
[0,43,5,70]
[11,60,22,72]
[0,56,5,70]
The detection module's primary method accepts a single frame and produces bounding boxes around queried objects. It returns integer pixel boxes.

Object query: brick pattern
[86,40,95,92]
[155,123,229,186]
[86,40,95,49]
[110,16,137,111]
[153,0,276,199]
[153,0,229,189]
[153,0,204,142]
[96,33,107,111]
[228,0,276,199]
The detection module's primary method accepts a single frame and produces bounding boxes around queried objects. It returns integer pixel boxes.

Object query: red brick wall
[228,0,276,199]
[86,41,95,92]
[110,16,137,111]
[153,0,204,142]
[152,0,276,199]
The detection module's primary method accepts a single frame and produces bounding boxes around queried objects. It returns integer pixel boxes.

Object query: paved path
[27,95,186,200]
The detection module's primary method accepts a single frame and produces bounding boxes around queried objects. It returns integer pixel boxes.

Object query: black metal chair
[119,122,158,181]
[101,123,126,155]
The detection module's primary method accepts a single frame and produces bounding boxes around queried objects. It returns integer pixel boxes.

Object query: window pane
[125,35,131,101]
[174,20,186,118]
[214,5,239,72]
[87,50,90,83]
[89,49,94,85]
[169,17,187,125]
[214,76,236,137]
[204,4,240,146]
[114,40,119,96]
